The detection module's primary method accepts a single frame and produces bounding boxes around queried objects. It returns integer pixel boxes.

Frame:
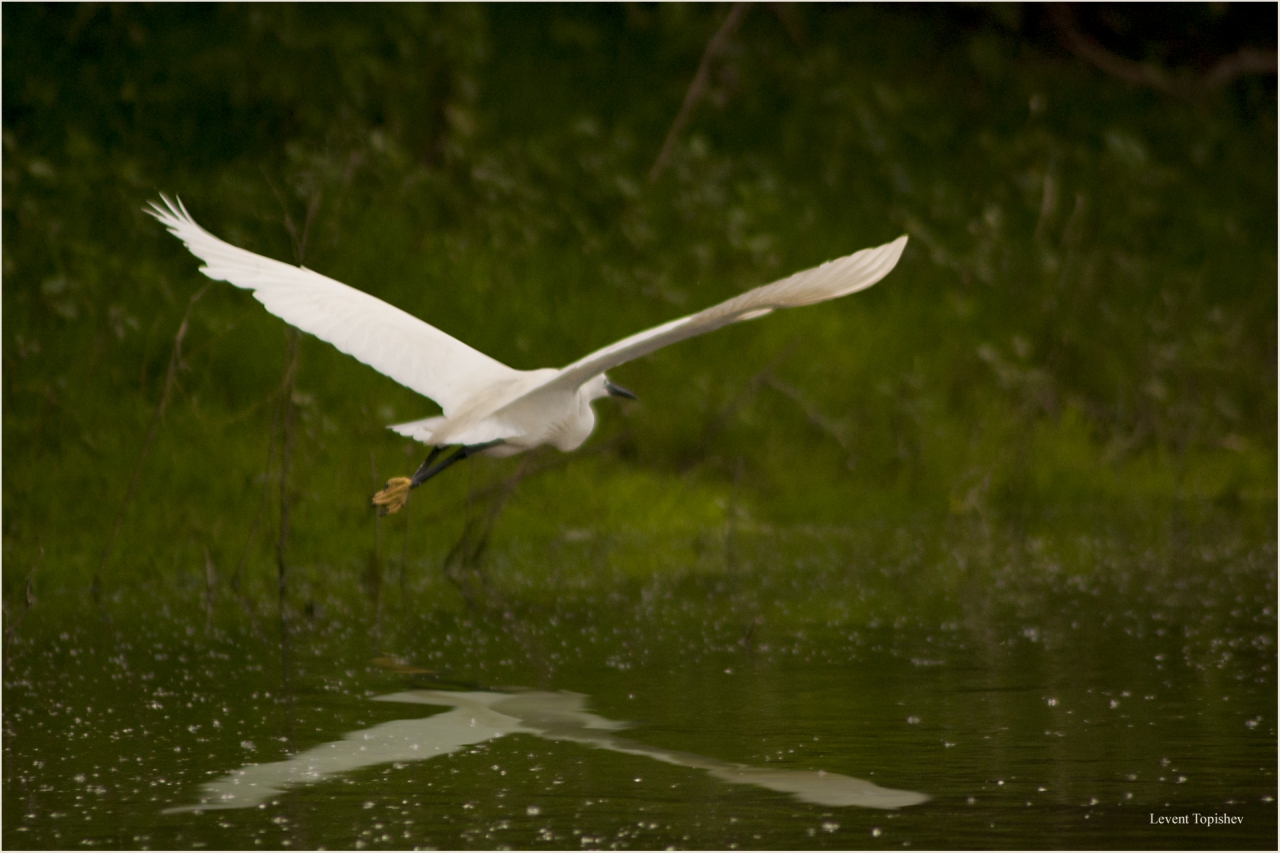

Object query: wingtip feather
[144,193,197,231]
[889,233,909,257]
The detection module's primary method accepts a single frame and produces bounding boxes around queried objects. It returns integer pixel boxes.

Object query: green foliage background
[3,4,1275,604]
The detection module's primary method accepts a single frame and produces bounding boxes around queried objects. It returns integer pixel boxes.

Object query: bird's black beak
[605,380,638,400]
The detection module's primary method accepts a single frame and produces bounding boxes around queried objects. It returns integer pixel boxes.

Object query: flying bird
[146,195,907,515]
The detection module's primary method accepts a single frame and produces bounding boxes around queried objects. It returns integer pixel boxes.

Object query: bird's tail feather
[388,416,524,449]
[388,416,445,443]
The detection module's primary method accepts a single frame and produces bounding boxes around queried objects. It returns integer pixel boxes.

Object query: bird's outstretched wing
[539,235,908,394]
[145,195,520,415]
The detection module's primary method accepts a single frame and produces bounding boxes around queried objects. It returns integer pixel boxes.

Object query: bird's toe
[372,476,413,515]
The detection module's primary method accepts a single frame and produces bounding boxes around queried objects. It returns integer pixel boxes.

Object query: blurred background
[4,3,1274,598]
[1,6,1276,847]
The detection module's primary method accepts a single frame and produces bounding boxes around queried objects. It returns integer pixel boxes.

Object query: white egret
[146,195,907,514]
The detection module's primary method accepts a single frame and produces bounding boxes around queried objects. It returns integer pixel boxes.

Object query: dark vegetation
[2,4,1275,611]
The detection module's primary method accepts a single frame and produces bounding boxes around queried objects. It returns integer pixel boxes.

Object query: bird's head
[585,374,638,403]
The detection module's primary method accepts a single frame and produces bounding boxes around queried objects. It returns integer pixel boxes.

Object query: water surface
[4,519,1275,849]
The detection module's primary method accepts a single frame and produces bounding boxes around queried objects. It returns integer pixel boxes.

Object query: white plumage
[146,195,907,511]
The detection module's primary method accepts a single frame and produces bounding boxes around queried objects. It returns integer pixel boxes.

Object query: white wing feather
[145,195,519,416]
[540,235,908,394]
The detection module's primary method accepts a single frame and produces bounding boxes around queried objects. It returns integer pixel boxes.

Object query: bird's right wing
[146,195,520,416]
[539,235,908,394]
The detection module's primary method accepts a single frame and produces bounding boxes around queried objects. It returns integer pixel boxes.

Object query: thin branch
[650,2,751,182]
[275,327,300,620]
[399,482,411,595]
[1202,46,1278,91]
[369,452,385,625]
[681,340,796,471]
[443,453,536,605]
[413,432,630,526]
[283,191,323,267]
[1049,4,1176,95]
[770,3,805,48]
[4,550,40,669]
[1049,4,1277,103]
[203,547,217,633]
[232,403,280,593]
[269,186,320,626]
[94,284,210,601]
[763,375,852,453]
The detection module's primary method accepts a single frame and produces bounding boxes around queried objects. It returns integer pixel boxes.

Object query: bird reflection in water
[168,688,927,813]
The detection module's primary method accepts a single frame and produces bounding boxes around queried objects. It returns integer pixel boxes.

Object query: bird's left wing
[537,235,908,394]
[146,196,521,415]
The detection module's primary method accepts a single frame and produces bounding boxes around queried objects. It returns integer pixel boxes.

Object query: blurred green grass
[3,5,1275,603]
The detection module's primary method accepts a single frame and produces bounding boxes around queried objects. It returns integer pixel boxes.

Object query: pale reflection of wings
[167,688,927,813]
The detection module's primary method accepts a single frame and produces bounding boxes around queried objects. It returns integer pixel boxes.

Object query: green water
[4,518,1275,849]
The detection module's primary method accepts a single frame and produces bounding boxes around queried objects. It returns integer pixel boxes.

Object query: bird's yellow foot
[372,476,412,516]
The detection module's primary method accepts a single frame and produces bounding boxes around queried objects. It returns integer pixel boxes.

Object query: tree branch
[1049,3,1277,104]
[94,284,210,602]
[650,3,751,182]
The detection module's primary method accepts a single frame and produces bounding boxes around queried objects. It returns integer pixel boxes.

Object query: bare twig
[275,328,300,620]
[232,398,281,593]
[371,453,384,561]
[95,284,210,602]
[725,456,743,573]
[269,187,320,626]
[274,334,302,733]
[203,547,217,632]
[399,486,411,595]
[379,434,630,604]
[443,453,536,602]
[1049,4,1177,95]
[368,453,384,625]
[4,551,40,668]
[763,375,852,453]
[649,2,751,182]
[1049,4,1277,103]
[414,432,630,526]
[681,340,796,471]
[232,389,303,645]
[283,191,323,266]
[263,171,322,264]
[1202,46,1278,91]
[770,3,805,48]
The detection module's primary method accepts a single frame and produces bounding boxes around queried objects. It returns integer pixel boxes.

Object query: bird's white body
[146,196,907,466]
[388,368,603,457]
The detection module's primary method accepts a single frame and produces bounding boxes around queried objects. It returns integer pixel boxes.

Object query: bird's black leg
[409,440,505,489]
[410,446,445,483]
